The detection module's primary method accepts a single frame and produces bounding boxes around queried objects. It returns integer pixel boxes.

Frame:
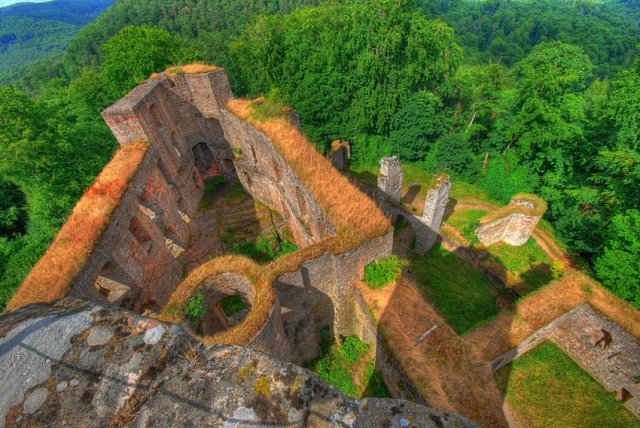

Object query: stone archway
[192,142,218,179]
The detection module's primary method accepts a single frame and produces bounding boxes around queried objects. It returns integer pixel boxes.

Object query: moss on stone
[254,376,271,396]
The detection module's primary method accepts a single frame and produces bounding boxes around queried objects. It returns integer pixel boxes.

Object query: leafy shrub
[184,292,206,328]
[232,236,298,263]
[307,334,369,398]
[340,335,369,364]
[364,255,408,288]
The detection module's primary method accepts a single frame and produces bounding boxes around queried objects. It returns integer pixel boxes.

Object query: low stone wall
[476,195,545,246]
[352,291,425,403]
[492,304,640,419]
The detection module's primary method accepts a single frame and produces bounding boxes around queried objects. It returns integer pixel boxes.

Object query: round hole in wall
[186,272,255,336]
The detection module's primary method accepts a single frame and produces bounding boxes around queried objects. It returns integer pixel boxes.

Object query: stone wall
[418,175,451,254]
[351,291,425,403]
[374,157,450,255]
[72,69,336,313]
[491,304,640,419]
[0,298,478,427]
[475,195,545,246]
[328,140,350,170]
[275,229,394,364]
[218,109,336,248]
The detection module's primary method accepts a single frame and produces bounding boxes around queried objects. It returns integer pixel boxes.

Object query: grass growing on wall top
[497,342,639,428]
[7,141,149,310]
[226,98,391,248]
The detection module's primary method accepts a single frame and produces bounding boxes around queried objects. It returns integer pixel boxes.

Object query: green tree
[231,0,462,142]
[478,151,539,203]
[594,210,640,308]
[501,42,592,171]
[101,25,177,96]
[389,92,445,161]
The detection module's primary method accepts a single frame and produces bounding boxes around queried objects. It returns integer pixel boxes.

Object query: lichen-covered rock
[0,298,477,427]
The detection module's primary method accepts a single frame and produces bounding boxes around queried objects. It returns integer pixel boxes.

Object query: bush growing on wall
[364,255,408,288]
[184,292,206,328]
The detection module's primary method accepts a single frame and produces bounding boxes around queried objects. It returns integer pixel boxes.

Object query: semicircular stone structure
[475,194,547,246]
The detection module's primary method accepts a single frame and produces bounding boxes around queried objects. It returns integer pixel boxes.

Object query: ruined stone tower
[376,156,403,205]
[417,175,451,254]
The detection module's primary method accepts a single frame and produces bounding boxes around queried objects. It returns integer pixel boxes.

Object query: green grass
[364,255,408,288]
[220,295,246,317]
[446,208,553,282]
[498,342,639,428]
[231,236,298,263]
[306,330,390,398]
[446,209,487,243]
[410,244,499,334]
[489,239,552,275]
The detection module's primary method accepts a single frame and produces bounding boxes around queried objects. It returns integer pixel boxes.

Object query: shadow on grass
[403,184,421,205]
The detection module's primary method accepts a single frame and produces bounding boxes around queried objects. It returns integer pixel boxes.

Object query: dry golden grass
[227,99,390,247]
[357,278,507,427]
[480,193,548,224]
[465,270,640,360]
[165,63,219,76]
[7,142,149,310]
[330,140,343,151]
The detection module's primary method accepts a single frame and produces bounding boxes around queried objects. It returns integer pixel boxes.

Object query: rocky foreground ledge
[0,298,476,427]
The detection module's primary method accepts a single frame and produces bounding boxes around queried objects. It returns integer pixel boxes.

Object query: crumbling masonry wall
[274,229,394,364]
[475,195,545,246]
[418,175,451,254]
[375,157,450,255]
[376,156,403,205]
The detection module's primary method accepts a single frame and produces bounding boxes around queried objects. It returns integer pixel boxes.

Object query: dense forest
[0,0,113,79]
[0,0,639,310]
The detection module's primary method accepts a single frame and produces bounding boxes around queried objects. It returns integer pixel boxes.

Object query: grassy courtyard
[495,342,639,428]
[410,244,499,334]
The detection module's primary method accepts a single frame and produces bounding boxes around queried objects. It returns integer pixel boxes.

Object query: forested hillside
[0,0,638,310]
[0,0,113,79]
[419,0,640,76]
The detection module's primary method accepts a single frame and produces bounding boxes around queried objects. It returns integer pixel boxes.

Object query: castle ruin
[475,194,547,246]
[5,66,426,403]
[375,157,450,255]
